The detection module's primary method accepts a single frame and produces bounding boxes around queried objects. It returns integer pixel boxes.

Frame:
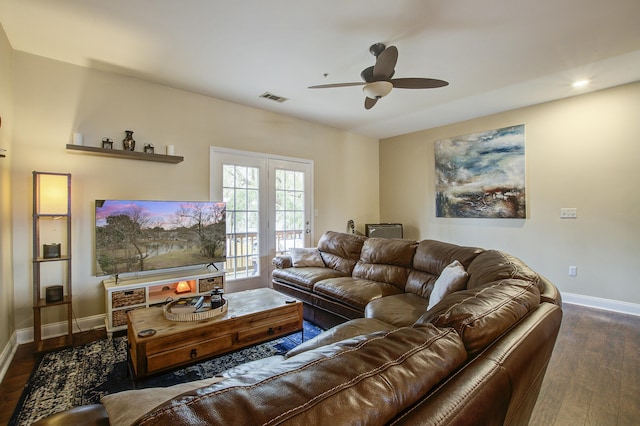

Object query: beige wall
[380,81,640,305]
[10,52,379,330]
[0,25,14,353]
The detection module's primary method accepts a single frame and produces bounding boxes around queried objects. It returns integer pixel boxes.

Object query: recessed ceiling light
[572,79,590,88]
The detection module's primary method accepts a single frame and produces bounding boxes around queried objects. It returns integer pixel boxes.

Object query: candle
[72,132,83,145]
[166,145,175,155]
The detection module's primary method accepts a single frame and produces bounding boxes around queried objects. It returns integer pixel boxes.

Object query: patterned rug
[9,321,322,426]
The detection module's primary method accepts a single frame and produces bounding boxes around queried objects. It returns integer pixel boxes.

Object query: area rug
[9,321,322,426]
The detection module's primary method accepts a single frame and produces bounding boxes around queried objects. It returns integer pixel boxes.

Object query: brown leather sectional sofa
[36,231,562,425]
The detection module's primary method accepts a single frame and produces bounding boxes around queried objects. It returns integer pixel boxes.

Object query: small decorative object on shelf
[45,285,64,303]
[102,138,113,149]
[143,143,154,154]
[122,130,135,151]
[72,132,83,145]
[43,243,61,259]
[174,280,191,294]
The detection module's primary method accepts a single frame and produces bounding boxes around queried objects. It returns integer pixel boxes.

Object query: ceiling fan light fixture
[363,81,393,99]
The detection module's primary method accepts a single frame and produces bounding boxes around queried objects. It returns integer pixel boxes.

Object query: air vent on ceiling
[260,92,289,103]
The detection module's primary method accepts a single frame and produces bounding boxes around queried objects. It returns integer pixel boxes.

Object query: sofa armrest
[272,255,293,269]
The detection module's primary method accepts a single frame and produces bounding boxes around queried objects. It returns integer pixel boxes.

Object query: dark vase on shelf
[122,130,135,151]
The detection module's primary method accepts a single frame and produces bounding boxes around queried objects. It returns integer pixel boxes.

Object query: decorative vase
[122,130,135,151]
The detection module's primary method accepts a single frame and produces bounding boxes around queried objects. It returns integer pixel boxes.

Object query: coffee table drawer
[236,315,302,346]
[147,334,234,374]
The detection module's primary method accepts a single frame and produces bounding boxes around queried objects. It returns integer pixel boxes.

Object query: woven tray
[163,298,227,322]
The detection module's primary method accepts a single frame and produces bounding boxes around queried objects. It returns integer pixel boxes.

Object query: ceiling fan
[309,43,449,110]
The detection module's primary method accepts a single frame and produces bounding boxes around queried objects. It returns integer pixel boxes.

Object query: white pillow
[289,247,325,267]
[102,376,226,426]
[427,260,469,310]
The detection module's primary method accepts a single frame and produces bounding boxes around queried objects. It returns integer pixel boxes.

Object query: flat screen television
[95,200,226,276]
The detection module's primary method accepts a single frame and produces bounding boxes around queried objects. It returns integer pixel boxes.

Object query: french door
[210,148,313,287]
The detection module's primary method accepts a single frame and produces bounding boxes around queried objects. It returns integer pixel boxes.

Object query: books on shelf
[170,296,205,313]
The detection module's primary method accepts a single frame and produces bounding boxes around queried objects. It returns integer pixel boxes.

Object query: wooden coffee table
[127,288,303,378]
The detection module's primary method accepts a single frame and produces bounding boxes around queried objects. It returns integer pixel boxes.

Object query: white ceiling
[2,0,640,139]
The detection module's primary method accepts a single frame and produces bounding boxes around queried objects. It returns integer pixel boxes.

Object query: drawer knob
[190,348,198,359]
[268,327,274,335]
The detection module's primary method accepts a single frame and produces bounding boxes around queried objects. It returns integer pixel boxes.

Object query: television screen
[95,200,226,276]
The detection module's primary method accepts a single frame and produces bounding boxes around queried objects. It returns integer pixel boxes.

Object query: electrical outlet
[560,208,577,219]
[569,266,577,277]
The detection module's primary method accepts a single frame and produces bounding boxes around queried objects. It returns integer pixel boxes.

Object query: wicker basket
[112,288,146,308]
[163,298,227,322]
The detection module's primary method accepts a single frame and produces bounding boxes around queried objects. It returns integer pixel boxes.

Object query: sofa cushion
[415,279,541,357]
[314,276,404,310]
[427,260,469,310]
[352,238,418,290]
[365,293,430,327]
[318,231,367,275]
[405,240,483,298]
[286,317,396,358]
[289,247,325,267]
[466,250,541,291]
[272,266,346,291]
[134,325,468,426]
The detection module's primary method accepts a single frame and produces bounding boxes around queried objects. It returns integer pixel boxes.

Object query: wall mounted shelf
[66,144,184,163]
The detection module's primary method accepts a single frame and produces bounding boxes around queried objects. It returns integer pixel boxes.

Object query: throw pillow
[290,247,325,267]
[427,260,469,310]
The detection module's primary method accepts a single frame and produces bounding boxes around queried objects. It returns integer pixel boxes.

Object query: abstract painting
[435,124,526,218]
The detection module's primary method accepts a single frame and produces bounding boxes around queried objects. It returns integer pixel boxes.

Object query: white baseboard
[562,292,640,317]
[0,332,19,383]
[15,313,107,345]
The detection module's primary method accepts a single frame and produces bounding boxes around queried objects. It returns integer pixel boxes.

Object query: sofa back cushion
[466,250,541,292]
[406,240,484,298]
[352,238,418,290]
[134,325,467,426]
[318,231,367,275]
[415,278,540,357]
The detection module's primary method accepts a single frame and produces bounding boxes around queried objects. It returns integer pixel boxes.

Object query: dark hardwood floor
[0,304,638,425]
[530,303,640,425]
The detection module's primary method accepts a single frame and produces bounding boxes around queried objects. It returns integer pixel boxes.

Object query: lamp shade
[36,173,70,215]
[362,81,393,99]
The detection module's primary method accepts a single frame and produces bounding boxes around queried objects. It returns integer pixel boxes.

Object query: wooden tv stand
[103,269,225,333]
[127,288,303,378]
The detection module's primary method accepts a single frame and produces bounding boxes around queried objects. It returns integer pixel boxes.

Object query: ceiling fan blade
[364,97,378,110]
[390,78,449,89]
[308,82,365,89]
[373,46,398,80]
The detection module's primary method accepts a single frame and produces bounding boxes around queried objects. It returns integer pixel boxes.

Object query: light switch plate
[569,266,578,277]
